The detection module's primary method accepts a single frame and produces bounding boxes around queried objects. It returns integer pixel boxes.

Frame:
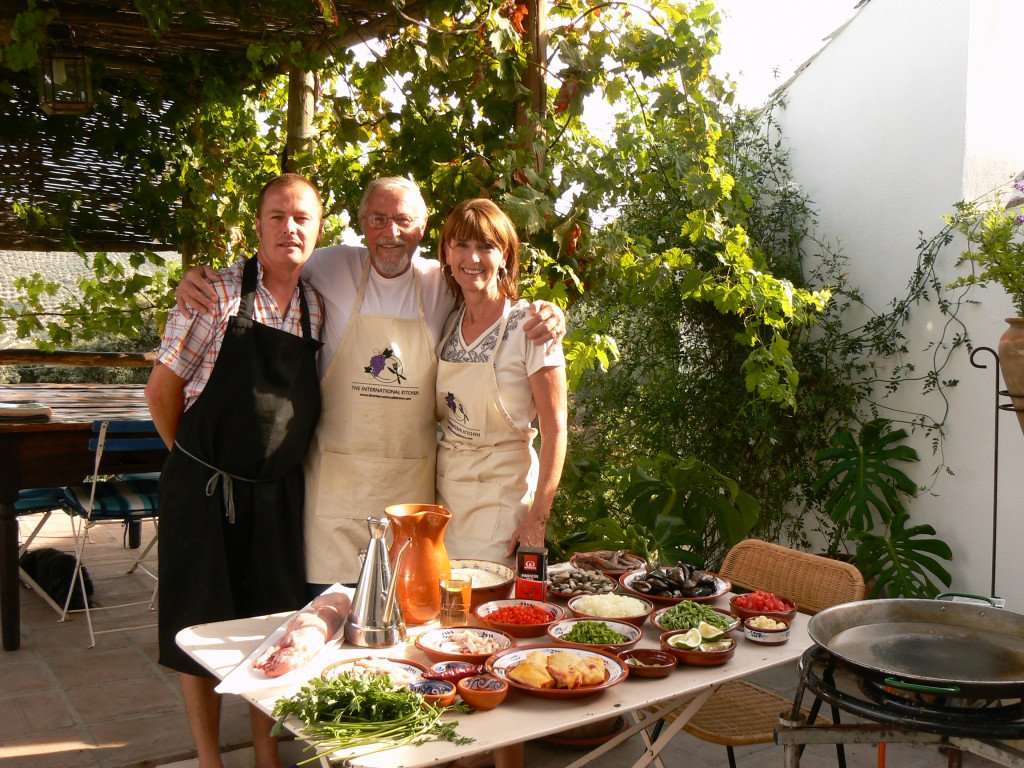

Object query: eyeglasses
[365,213,419,229]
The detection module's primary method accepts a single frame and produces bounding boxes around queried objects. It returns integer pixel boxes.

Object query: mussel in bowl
[624,563,726,601]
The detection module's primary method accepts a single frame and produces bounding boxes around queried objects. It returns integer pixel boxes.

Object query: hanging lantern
[37,23,93,117]
[38,50,93,116]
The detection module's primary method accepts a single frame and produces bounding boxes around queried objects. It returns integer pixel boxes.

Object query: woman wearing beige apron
[305,254,438,583]
[435,199,567,564]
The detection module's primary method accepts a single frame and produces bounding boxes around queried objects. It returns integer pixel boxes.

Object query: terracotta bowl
[457,674,509,710]
[651,604,740,635]
[618,568,731,605]
[742,616,792,645]
[410,679,457,707]
[567,594,653,629]
[450,559,515,610]
[475,599,566,638]
[416,626,513,665]
[616,649,677,679]
[729,593,798,623]
[546,617,641,654]
[660,630,736,667]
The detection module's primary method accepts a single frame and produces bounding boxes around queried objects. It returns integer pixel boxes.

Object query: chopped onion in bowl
[573,594,648,618]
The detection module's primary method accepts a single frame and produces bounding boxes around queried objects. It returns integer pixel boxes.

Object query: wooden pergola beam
[0,350,155,367]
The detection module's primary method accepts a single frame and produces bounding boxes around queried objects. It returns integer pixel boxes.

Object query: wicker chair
[678,539,866,767]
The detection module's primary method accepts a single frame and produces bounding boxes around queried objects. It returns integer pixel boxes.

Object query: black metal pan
[808,598,1024,697]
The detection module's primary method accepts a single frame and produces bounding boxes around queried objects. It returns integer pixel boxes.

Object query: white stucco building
[775,0,1024,607]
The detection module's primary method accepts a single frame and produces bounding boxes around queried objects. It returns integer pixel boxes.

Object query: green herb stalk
[273,673,472,764]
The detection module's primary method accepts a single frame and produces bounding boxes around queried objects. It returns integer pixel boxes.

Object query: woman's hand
[175,265,219,314]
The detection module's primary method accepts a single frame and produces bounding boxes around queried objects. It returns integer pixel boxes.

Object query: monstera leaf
[814,419,919,532]
[853,510,953,598]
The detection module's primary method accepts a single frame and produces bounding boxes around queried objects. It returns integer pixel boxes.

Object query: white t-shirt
[438,299,565,432]
[301,244,455,375]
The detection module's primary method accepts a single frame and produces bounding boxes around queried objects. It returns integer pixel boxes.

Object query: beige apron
[305,257,437,583]
[436,302,537,564]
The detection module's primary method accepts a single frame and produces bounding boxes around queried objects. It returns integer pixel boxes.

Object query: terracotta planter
[998,318,1024,435]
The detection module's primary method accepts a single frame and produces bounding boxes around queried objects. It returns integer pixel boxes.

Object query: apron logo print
[364,347,407,385]
[445,392,469,424]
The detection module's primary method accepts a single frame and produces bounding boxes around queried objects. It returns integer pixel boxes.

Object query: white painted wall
[775,0,1024,607]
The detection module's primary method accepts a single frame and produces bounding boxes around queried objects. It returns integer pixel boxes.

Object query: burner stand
[774,646,1024,768]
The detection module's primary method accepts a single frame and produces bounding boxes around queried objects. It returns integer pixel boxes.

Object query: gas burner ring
[797,645,1024,740]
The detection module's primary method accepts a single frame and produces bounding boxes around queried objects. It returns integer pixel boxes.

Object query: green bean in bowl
[653,601,739,633]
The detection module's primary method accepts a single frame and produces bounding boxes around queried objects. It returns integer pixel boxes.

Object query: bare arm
[507,365,568,555]
[145,363,186,449]
[522,301,566,345]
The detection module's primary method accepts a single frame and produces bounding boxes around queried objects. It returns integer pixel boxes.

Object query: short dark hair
[256,173,322,218]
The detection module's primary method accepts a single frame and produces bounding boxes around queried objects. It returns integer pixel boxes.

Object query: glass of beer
[439,577,472,627]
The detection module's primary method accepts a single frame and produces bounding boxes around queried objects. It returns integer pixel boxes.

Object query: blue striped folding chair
[16,487,70,614]
[60,420,163,647]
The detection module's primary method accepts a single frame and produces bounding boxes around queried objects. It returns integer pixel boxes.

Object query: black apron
[158,257,321,675]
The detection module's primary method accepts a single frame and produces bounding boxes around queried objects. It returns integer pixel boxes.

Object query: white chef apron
[435,301,537,564]
[305,257,438,582]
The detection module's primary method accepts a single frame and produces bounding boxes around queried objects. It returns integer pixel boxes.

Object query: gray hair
[358,177,428,223]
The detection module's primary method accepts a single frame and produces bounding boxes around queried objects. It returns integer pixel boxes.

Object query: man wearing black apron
[146,174,324,768]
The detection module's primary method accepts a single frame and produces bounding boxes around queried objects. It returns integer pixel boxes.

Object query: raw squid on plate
[252,592,351,677]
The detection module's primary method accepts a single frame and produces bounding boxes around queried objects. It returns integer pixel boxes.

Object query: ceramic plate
[213,583,352,695]
[485,644,628,699]
[320,657,426,687]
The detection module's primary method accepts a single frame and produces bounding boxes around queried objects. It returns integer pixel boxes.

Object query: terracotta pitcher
[385,503,451,624]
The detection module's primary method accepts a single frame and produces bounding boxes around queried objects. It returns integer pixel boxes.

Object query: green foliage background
[2,1,960,586]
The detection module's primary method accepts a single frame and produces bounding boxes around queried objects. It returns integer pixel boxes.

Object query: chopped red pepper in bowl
[730,590,797,622]
[475,599,565,638]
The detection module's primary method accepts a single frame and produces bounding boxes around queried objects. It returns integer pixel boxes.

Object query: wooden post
[519,0,548,172]
[180,115,202,271]
[285,68,316,172]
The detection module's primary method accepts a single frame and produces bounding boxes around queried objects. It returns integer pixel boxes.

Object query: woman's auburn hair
[439,198,520,303]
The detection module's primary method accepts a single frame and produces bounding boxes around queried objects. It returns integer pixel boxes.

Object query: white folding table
[177,596,812,767]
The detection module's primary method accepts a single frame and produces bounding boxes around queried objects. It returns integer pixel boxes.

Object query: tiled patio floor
[2,511,1003,767]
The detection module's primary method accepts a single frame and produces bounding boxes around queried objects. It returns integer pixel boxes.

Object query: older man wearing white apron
[304,256,439,583]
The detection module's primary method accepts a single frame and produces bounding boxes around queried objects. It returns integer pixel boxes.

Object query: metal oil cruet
[344,516,412,647]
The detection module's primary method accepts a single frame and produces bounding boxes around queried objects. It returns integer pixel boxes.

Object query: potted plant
[948,176,1024,433]
[814,419,953,598]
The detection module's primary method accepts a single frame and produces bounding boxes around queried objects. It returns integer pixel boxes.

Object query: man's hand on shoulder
[523,300,566,345]
[175,265,219,315]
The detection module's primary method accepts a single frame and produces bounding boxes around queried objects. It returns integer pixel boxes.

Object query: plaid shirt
[157,259,324,410]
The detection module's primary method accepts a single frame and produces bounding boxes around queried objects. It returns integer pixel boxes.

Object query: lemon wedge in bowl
[700,639,733,652]
[698,620,725,640]
[669,628,702,649]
